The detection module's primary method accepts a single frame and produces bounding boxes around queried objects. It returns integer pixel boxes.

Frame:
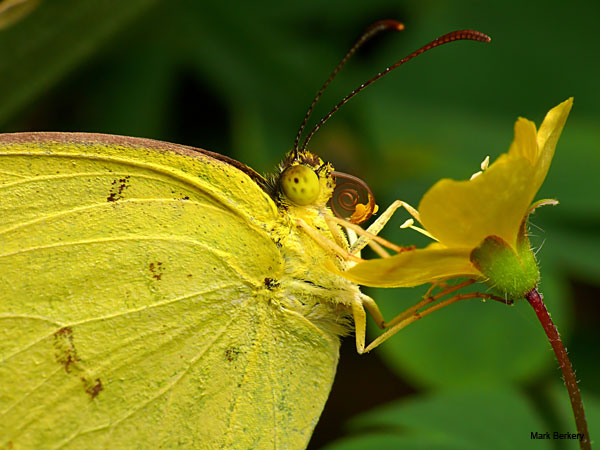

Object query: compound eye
[280,165,320,206]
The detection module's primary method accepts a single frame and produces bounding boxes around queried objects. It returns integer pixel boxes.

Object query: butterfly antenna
[293,20,405,159]
[301,29,491,151]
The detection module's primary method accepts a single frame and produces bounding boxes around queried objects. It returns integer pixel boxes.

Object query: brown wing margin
[0,132,272,194]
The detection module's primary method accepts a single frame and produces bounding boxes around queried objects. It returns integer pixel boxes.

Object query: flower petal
[418,99,573,250]
[508,117,538,164]
[419,154,536,249]
[533,98,573,194]
[340,245,478,287]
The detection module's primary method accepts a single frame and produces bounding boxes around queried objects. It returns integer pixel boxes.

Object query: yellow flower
[342,98,573,298]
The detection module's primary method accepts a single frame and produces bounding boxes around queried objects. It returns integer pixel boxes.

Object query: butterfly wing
[0,133,340,449]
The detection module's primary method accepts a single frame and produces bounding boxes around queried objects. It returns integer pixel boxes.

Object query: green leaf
[0,0,159,125]
[323,433,466,450]
[534,219,600,285]
[324,388,553,450]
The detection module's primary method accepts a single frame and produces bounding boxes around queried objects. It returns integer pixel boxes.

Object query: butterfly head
[277,150,335,209]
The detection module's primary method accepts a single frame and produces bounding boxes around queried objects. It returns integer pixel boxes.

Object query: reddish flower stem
[525,288,591,450]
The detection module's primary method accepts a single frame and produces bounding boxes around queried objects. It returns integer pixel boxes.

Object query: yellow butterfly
[0,23,489,449]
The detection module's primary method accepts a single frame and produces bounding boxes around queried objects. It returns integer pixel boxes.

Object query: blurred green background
[1,1,598,448]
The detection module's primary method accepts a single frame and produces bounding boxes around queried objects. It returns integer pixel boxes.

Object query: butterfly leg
[311,200,410,262]
[362,313,424,353]
[351,298,368,354]
[360,293,386,329]
[352,293,386,354]
[296,218,362,262]
[359,280,510,353]
[324,200,415,258]
[356,283,442,353]
[349,200,414,254]
[352,293,421,354]
[323,214,404,260]
[325,215,393,259]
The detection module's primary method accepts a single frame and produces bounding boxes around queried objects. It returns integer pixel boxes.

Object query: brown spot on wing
[107,175,131,202]
[52,327,103,400]
[53,327,80,373]
[83,377,104,400]
[263,277,280,290]
[225,348,240,362]
[149,261,164,280]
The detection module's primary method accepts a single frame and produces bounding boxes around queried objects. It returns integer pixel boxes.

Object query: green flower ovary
[470,234,540,299]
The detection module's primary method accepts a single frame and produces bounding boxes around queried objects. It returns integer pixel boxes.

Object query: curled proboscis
[329,171,377,224]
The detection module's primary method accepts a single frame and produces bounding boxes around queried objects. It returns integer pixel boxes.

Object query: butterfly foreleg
[324,199,416,260]
[324,214,391,259]
[348,200,410,254]
[301,201,409,262]
[324,215,402,260]
[296,218,362,262]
